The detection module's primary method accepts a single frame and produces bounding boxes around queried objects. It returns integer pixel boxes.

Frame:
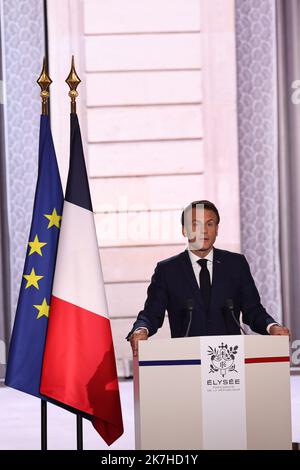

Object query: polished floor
[0,377,299,450]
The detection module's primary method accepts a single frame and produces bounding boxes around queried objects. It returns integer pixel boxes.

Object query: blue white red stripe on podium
[139,356,289,366]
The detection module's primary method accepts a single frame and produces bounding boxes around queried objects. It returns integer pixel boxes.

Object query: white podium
[134,335,292,450]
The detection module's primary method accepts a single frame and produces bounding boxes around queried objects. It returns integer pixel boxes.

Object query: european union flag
[5,115,63,398]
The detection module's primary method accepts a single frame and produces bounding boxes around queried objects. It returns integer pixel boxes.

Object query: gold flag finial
[37,58,52,115]
[65,56,81,114]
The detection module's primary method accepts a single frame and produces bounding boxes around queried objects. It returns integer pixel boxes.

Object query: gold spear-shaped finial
[65,56,81,114]
[37,58,52,115]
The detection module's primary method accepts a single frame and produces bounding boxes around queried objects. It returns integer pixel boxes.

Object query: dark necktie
[197,259,211,311]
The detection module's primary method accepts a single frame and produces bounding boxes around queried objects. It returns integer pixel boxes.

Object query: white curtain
[0,9,10,380]
[235,0,282,326]
[277,0,300,341]
[0,0,45,379]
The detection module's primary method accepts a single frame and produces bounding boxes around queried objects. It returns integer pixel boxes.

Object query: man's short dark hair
[181,200,220,227]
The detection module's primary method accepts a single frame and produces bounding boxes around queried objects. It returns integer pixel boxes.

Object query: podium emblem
[208,342,238,377]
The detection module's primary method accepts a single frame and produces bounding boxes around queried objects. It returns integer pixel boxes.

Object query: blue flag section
[5,115,63,398]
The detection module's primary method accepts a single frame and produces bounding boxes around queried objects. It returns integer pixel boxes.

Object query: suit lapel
[210,248,225,314]
[178,248,227,313]
[178,250,203,306]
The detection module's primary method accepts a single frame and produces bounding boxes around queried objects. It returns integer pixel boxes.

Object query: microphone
[184,298,195,337]
[226,299,247,335]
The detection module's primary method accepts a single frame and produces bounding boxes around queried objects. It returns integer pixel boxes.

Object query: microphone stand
[226,299,247,335]
[184,299,195,337]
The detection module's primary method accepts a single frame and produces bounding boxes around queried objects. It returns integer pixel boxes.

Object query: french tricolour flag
[40,114,123,446]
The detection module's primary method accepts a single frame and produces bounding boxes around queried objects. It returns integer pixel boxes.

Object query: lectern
[134,335,292,450]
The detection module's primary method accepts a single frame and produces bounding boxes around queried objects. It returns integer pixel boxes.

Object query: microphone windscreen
[186,298,195,310]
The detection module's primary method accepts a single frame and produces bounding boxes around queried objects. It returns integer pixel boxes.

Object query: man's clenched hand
[130,329,149,356]
[269,324,290,336]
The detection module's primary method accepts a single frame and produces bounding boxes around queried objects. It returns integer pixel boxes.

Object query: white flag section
[52,201,108,317]
[200,335,247,449]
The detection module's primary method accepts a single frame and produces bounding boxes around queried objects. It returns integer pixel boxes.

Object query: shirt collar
[187,247,214,265]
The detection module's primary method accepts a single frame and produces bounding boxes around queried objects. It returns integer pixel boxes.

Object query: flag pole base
[41,400,47,450]
[77,414,83,450]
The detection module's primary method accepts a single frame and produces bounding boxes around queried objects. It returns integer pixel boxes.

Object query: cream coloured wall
[47,0,239,375]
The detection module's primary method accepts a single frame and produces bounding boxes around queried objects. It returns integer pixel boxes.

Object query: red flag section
[41,296,123,445]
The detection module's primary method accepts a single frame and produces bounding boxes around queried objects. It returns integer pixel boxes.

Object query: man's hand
[269,324,290,336]
[130,329,149,356]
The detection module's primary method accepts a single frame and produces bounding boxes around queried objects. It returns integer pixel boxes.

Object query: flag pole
[37,58,52,451]
[37,58,52,116]
[41,400,47,450]
[65,55,81,115]
[65,56,83,451]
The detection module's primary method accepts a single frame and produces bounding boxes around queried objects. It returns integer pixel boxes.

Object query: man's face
[182,207,219,252]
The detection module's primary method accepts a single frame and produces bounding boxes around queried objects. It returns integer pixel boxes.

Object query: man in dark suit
[128,200,289,355]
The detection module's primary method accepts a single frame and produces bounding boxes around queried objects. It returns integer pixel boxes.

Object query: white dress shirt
[187,247,214,285]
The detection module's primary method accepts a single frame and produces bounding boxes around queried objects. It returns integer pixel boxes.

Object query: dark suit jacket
[127,248,277,338]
